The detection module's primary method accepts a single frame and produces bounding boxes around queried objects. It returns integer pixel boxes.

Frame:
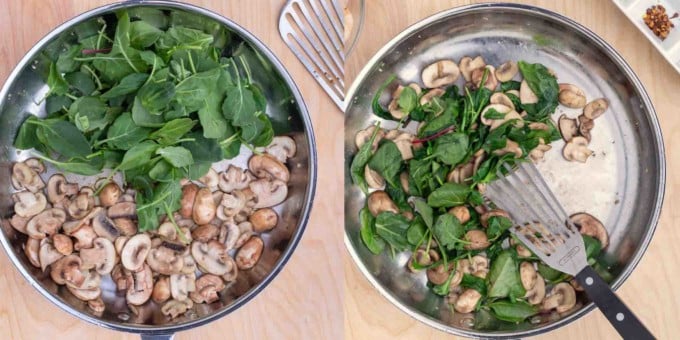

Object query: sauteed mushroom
[235,236,264,270]
[193,188,216,225]
[422,59,460,88]
[152,276,171,304]
[190,274,225,304]
[80,237,116,275]
[127,264,153,305]
[264,136,297,163]
[495,61,518,82]
[454,289,482,313]
[98,182,121,207]
[249,154,290,182]
[558,114,578,142]
[563,136,592,163]
[12,162,45,193]
[583,98,609,119]
[367,191,398,217]
[191,240,232,276]
[558,84,587,108]
[121,234,151,271]
[543,282,576,313]
[198,168,219,190]
[459,56,486,81]
[13,191,47,218]
[570,212,609,248]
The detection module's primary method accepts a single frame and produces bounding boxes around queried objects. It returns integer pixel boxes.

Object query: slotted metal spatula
[279,0,345,109]
[485,161,655,340]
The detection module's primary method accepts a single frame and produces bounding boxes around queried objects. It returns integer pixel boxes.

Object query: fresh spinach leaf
[371,75,397,120]
[149,118,196,145]
[100,73,148,99]
[398,86,417,114]
[30,119,91,158]
[156,146,193,167]
[427,182,471,208]
[132,96,165,127]
[103,112,152,149]
[461,273,487,295]
[412,197,434,229]
[137,81,175,113]
[117,140,159,171]
[130,20,163,49]
[433,213,465,250]
[431,132,468,166]
[406,215,427,246]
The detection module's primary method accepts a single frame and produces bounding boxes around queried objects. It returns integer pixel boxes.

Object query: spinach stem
[82,65,103,90]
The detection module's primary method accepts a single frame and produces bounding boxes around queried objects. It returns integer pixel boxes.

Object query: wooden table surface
[345,1,680,339]
[0,1,343,339]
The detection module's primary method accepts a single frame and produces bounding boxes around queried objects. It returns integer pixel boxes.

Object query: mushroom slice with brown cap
[114,218,137,236]
[191,240,232,275]
[583,98,609,120]
[471,65,498,91]
[364,165,385,190]
[427,262,452,285]
[354,125,384,152]
[558,114,578,142]
[422,60,460,88]
[190,274,225,304]
[152,276,171,304]
[10,215,30,234]
[264,136,297,163]
[223,223,241,251]
[448,206,470,224]
[53,234,73,256]
[570,212,609,248]
[39,238,64,272]
[108,202,136,219]
[235,236,264,270]
[80,237,116,275]
[12,162,45,193]
[218,165,255,193]
[489,92,515,111]
[198,168,219,189]
[180,183,199,218]
[459,56,486,81]
[71,225,97,250]
[147,245,184,275]
[578,114,594,142]
[525,273,546,305]
[558,84,587,108]
[218,191,246,220]
[248,154,290,183]
[161,299,193,319]
[193,188,216,225]
[495,61,519,82]
[463,230,490,250]
[192,224,220,242]
[250,179,288,209]
[454,288,482,313]
[127,264,154,305]
[12,191,47,218]
[98,182,121,207]
[88,297,106,314]
[563,136,592,163]
[249,208,278,233]
[542,282,576,313]
[25,237,41,268]
[67,285,101,301]
[367,191,398,217]
[170,272,197,302]
[50,254,83,285]
[234,222,254,249]
[121,234,152,271]
[493,139,522,158]
[27,208,67,239]
[67,192,95,219]
[520,80,539,104]
[92,212,121,241]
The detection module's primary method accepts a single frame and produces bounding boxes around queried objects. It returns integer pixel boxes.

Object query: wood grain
[345,1,680,339]
[0,1,343,339]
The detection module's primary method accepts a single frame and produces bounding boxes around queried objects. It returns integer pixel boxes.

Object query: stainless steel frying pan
[0,1,317,339]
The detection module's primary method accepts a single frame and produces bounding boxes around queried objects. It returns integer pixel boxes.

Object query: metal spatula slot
[485,162,655,340]
[279,0,345,108]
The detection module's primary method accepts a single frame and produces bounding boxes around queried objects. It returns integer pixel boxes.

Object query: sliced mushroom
[71,225,97,251]
[454,288,482,313]
[190,274,225,304]
[558,84,587,108]
[180,183,199,218]
[354,125,385,152]
[448,206,470,224]
[525,273,546,305]
[364,165,385,190]
[422,59,460,88]
[426,262,452,285]
[235,236,264,270]
[67,285,101,301]
[121,234,151,271]
[558,114,578,142]
[146,245,184,275]
[471,65,498,91]
[67,192,95,219]
[88,297,106,314]
[388,84,416,119]
[529,143,552,162]
[25,237,41,268]
[248,154,290,183]
[92,212,120,241]
[480,209,510,228]
[12,162,45,193]
[520,262,537,290]
[495,61,519,82]
[53,234,73,256]
[26,208,67,239]
[367,191,398,217]
[198,168,219,189]
[193,188,216,225]
[170,272,196,302]
[218,190,247,219]
[419,88,445,106]
[218,166,255,195]
[223,222,240,251]
[50,254,84,285]
[249,208,278,233]
[192,224,220,242]
[161,299,193,319]
[542,282,576,313]
[10,215,30,234]
[583,98,609,120]
[520,80,538,104]
[111,264,132,291]
[152,276,171,303]
[114,218,137,236]
[39,238,64,272]
[464,230,490,250]
[570,212,608,248]
[489,92,515,111]
[13,191,47,218]
[493,139,522,158]
[578,114,594,142]
[97,182,121,207]
[459,56,486,82]
[250,179,288,209]
[25,158,45,174]
[562,136,592,163]
[386,131,415,160]
[127,264,153,305]
[80,237,116,275]
[114,236,129,255]
[191,240,233,275]
[264,136,297,163]
[108,202,136,219]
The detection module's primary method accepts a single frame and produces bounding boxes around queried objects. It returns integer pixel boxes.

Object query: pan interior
[344,5,663,337]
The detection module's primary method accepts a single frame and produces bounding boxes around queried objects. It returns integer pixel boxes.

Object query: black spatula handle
[575,266,655,340]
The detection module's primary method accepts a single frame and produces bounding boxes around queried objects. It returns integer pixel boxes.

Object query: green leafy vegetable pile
[352,60,611,325]
[14,9,274,231]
